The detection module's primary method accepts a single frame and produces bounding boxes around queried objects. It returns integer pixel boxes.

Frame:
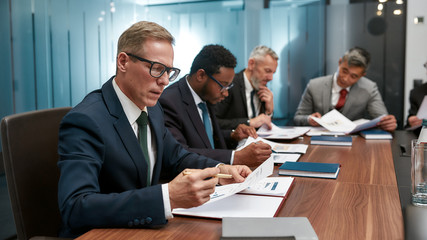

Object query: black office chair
[1,107,72,240]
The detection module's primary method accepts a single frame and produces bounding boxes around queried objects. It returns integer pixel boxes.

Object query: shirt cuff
[162,183,174,219]
[230,150,235,165]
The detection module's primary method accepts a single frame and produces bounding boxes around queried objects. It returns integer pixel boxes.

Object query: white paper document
[204,153,274,204]
[311,109,384,134]
[172,194,283,219]
[240,177,294,197]
[241,137,308,154]
[271,153,301,164]
[257,123,310,139]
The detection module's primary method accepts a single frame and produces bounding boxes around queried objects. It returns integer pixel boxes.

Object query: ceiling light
[393,9,402,15]
[377,3,383,11]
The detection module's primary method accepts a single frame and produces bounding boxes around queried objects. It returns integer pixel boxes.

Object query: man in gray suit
[293,47,397,132]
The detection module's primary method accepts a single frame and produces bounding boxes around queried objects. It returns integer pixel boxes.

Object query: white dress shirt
[113,78,173,219]
[243,72,261,119]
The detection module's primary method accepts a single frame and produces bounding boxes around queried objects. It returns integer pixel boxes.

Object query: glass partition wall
[0,0,325,126]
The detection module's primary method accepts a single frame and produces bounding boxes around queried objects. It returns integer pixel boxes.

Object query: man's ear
[247,58,256,70]
[338,58,342,65]
[117,52,129,73]
[196,69,208,82]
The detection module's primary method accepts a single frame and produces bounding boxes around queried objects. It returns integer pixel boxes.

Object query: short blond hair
[117,21,174,56]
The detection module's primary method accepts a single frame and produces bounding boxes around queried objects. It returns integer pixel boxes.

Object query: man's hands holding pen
[168,165,251,210]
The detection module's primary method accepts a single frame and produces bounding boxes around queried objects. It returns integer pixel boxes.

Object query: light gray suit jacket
[293,75,388,126]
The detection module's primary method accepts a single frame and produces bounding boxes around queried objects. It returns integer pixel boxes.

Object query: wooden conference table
[77,135,404,240]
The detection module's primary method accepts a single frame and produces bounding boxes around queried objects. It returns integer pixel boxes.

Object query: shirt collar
[113,77,148,125]
[243,70,255,94]
[332,72,350,93]
[186,75,204,106]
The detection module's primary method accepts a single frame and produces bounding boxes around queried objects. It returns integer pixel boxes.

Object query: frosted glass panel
[0,0,324,126]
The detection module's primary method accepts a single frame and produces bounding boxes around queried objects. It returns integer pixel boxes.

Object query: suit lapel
[102,77,150,187]
[341,80,358,115]
[323,76,333,113]
[178,78,213,148]
[236,71,249,117]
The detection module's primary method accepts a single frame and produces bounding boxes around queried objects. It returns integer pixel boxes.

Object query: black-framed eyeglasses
[204,71,234,93]
[125,52,180,81]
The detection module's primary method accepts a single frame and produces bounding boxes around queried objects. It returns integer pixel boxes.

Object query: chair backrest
[1,107,71,240]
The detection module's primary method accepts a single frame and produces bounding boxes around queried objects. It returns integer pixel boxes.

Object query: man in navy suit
[57,21,251,238]
[215,45,279,130]
[159,45,272,167]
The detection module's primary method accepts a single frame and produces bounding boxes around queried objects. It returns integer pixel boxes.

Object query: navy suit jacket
[215,69,266,130]
[57,77,220,237]
[159,77,233,163]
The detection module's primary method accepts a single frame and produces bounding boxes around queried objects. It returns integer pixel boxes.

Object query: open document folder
[257,123,310,139]
[172,157,295,219]
[310,109,385,134]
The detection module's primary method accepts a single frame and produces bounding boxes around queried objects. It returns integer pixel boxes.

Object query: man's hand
[258,86,274,115]
[217,164,252,185]
[308,112,322,126]
[231,124,258,141]
[378,114,397,132]
[169,168,219,209]
[408,115,422,127]
[249,114,272,129]
[233,141,272,167]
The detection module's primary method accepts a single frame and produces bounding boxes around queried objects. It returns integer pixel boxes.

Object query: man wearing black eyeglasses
[159,45,272,167]
[57,21,251,238]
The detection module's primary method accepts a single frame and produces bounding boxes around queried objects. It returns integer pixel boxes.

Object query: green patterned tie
[136,111,150,186]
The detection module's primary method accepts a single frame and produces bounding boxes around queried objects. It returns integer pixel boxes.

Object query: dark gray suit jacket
[215,69,266,130]
[293,75,388,126]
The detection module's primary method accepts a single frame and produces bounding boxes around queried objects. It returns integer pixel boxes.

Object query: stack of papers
[311,109,384,134]
[172,158,296,219]
[257,123,310,139]
[240,137,308,164]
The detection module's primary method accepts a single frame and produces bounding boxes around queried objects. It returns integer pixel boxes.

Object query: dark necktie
[335,89,348,110]
[198,102,215,149]
[250,90,257,118]
[136,111,150,186]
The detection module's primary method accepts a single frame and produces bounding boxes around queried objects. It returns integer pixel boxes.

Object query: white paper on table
[238,137,308,154]
[206,154,274,204]
[257,123,309,139]
[240,177,294,197]
[311,109,384,134]
[172,194,283,219]
[271,153,301,164]
[306,127,344,136]
[416,95,427,119]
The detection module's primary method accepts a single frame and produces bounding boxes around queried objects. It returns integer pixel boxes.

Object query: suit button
[134,219,140,225]
[140,218,145,225]
[128,221,133,227]
[146,217,152,224]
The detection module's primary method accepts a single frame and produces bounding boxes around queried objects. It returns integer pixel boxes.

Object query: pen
[182,171,233,179]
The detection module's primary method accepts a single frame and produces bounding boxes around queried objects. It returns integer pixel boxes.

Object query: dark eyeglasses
[125,52,180,81]
[204,71,234,93]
